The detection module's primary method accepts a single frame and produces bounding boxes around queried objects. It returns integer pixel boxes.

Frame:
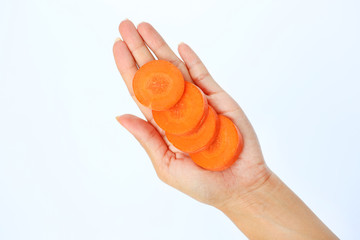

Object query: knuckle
[194,72,210,83]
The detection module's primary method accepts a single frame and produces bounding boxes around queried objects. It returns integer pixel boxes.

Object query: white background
[1,0,359,239]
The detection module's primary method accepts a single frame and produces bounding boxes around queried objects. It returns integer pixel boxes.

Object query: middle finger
[119,19,154,67]
[137,22,192,83]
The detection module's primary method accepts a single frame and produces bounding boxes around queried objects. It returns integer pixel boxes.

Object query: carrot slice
[190,115,244,171]
[153,81,208,135]
[166,106,219,153]
[132,60,185,111]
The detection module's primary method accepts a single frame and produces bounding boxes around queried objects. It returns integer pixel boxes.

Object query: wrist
[216,170,279,216]
[217,172,338,239]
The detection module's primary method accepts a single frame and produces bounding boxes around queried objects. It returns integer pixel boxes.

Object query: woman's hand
[113,19,338,239]
[113,19,270,209]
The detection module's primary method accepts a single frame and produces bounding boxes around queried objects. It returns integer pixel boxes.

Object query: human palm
[113,20,271,208]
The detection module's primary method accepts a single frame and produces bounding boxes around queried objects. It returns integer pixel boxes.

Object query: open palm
[113,20,271,208]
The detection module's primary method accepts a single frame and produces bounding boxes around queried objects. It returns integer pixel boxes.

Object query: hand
[113,20,338,239]
[112,19,271,209]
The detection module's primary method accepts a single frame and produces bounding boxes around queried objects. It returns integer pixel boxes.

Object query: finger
[137,22,192,83]
[177,42,223,95]
[177,42,239,114]
[178,43,257,141]
[112,38,153,121]
[113,38,137,96]
[119,19,154,67]
[116,114,172,181]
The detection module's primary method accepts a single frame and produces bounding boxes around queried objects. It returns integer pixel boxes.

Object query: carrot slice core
[133,60,185,111]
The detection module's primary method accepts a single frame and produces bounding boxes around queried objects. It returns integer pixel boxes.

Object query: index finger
[112,38,154,123]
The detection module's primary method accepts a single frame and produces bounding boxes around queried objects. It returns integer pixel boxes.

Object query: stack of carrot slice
[133,60,244,171]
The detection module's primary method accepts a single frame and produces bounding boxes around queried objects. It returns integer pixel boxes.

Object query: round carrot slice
[166,106,219,153]
[153,81,208,135]
[190,115,244,171]
[132,60,185,111]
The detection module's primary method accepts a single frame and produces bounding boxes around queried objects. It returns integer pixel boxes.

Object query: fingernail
[115,115,131,131]
[178,42,185,47]
[136,21,145,28]
[115,116,125,128]
[120,18,130,26]
[115,115,123,123]
[114,37,122,43]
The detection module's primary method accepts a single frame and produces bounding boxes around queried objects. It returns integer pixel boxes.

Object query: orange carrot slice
[166,106,219,153]
[132,60,185,111]
[190,115,244,171]
[153,81,208,135]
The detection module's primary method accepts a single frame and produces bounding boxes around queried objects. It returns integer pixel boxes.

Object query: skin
[113,19,338,239]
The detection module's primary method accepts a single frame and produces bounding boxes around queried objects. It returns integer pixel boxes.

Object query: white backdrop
[1,0,359,239]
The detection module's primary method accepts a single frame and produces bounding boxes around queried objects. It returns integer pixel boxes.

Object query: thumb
[115,114,170,178]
